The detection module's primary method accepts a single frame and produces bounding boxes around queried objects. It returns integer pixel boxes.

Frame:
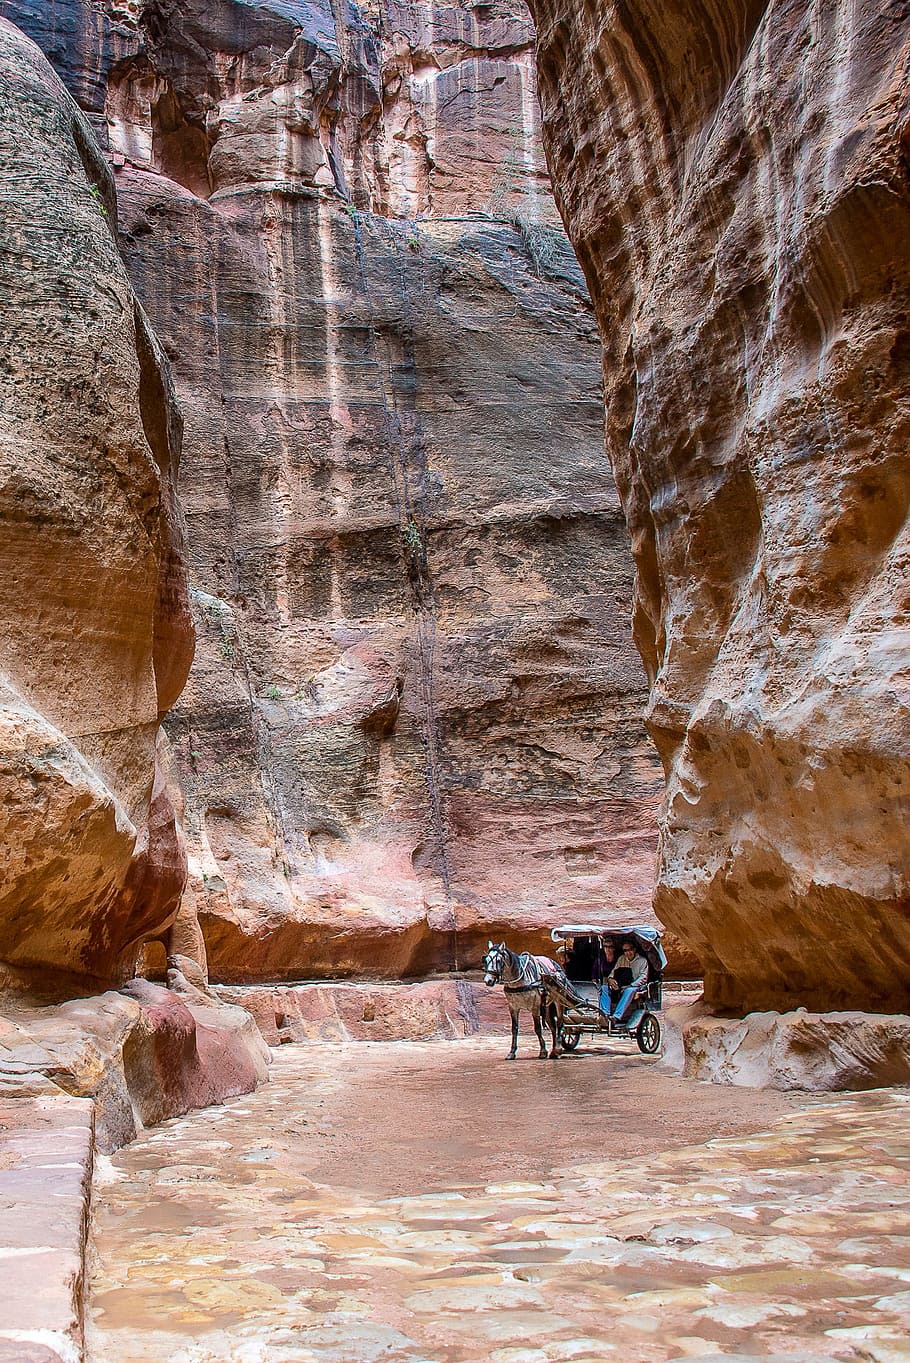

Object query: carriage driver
[605,940,649,1020]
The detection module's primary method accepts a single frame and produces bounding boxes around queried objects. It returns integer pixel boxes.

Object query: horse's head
[483,941,507,987]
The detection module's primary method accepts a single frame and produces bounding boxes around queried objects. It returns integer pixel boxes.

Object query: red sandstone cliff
[0,17,194,993]
[527,0,910,1011]
[1,0,669,980]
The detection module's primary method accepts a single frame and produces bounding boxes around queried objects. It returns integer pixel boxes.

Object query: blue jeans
[610,985,639,1022]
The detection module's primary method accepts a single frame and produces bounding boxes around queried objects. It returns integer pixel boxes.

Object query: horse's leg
[533,1000,547,1059]
[548,1000,560,1058]
[507,1004,518,1060]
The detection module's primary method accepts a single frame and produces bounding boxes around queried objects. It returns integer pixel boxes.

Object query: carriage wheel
[636,1012,661,1054]
[560,1028,580,1052]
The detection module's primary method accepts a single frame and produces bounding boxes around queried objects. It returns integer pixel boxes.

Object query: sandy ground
[248,1038,805,1197]
[87,1038,910,1363]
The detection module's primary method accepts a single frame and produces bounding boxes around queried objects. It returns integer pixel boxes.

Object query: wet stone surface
[87,1040,910,1362]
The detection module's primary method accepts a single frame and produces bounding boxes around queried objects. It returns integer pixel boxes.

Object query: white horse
[482,941,578,1059]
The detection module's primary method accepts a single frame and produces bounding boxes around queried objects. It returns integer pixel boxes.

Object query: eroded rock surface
[0,1092,94,1363]
[527,0,910,1011]
[2,0,666,980]
[217,977,505,1044]
[0,983,270,1153]
[684,1009,910,1093]
[0,18,194,992]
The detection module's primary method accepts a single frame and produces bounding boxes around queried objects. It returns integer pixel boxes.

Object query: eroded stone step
[0,1091,94,1363]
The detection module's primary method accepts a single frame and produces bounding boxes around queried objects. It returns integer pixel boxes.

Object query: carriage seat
[643,967,663,1009]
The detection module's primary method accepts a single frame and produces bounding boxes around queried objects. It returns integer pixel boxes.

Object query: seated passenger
[606,940,649,1020]
[566,936,597,981]
[597,939,619,1013]
[597,938,618,981]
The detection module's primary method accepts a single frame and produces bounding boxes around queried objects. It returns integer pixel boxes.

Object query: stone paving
[87,1041,910,1363]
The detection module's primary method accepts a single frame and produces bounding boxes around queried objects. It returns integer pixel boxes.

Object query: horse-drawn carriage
[552,924,666,1054]
[481,923,666,1058]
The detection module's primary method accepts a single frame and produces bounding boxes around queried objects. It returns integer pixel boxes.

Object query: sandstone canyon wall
[1,0,667,981]
[0,17,193,995]
[527,0,910,1011]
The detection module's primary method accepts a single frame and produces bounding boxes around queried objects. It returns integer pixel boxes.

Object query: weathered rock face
[0,978,270,1152]
[4,0,666,980]
[0,18,193,993]
[683,1010,910,1094]
[527,0,910,1012]
[0,1090,94,1363]
[216,978,505,1045]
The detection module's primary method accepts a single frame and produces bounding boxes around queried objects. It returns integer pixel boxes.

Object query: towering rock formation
[527,0,910,1011]
[0,17,193,993]
[2,0,666,980]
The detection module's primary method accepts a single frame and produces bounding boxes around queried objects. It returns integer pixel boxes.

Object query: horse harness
[505,952,548,994]
[484,947,548,995]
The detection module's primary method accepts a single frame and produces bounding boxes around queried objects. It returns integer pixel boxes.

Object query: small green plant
[266,684,282,700]
[405,230,420,253]
[402,518,423,556]
[88,182,108,218]
[196,593,237,660]
[340,199,359,222]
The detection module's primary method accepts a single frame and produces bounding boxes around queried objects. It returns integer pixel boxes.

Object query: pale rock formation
[0,18,194,992]
[3,0,669,980]
[0,991,269,1361]
[684,1010,910,1092]
[217,976,505,1044]
[527,0,910,1012]
[0,985,270,1152]
[0,1092,94,1363]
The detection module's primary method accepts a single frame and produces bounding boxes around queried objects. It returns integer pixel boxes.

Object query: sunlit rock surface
[527,0,910,1012]
[2,0,667,980]
[0,18,193,992]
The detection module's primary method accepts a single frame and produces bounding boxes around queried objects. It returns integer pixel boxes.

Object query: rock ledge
[684,1009,910,1092]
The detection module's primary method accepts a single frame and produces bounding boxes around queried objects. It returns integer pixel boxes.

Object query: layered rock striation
[0,18,194,994]
[527,0,910,1011]
[3,0,667,980]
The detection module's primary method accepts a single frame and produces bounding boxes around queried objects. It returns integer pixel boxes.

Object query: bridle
[483,943,509,987]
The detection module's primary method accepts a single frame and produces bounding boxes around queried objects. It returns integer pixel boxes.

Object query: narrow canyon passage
[88,1042,910,1363]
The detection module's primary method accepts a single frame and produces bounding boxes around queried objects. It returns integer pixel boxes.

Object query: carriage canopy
[550,924,668,974]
